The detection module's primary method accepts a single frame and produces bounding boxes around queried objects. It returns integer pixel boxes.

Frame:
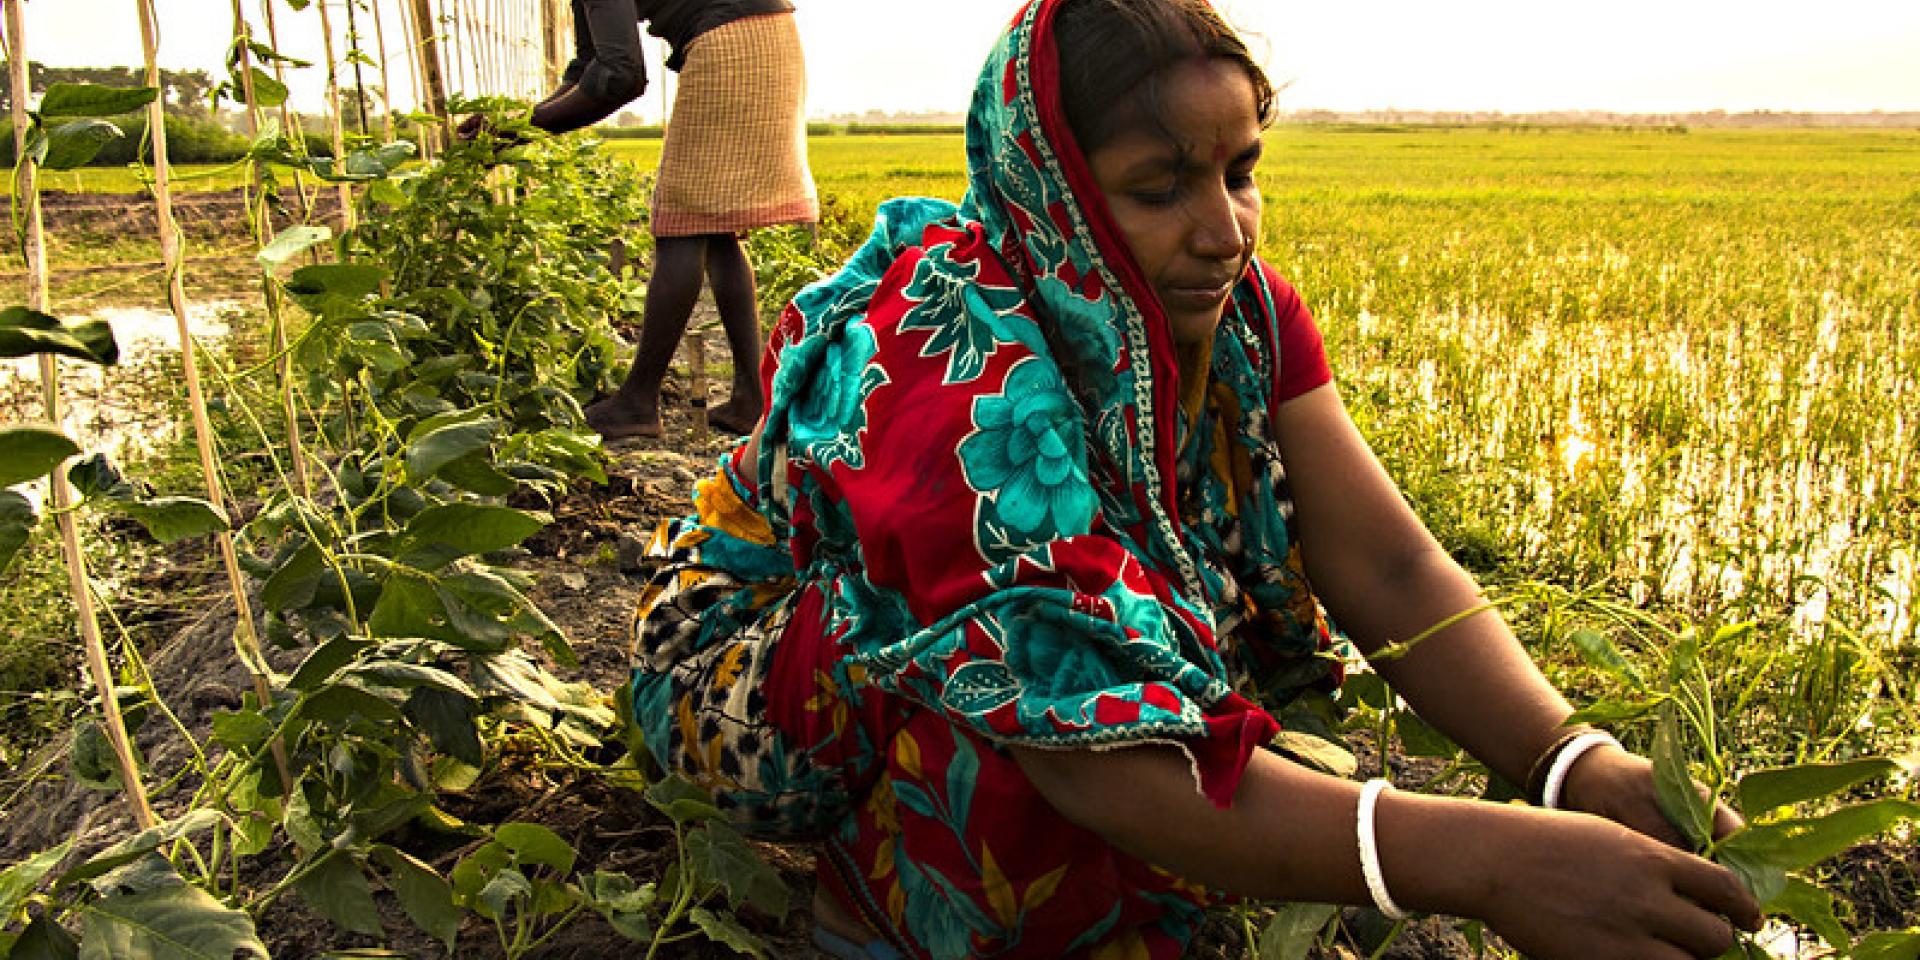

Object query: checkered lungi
[651,12,818,237]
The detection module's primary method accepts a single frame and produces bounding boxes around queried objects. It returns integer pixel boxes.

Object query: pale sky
[15,0,1920,120]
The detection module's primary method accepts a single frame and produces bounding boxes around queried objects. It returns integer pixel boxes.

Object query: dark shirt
[560,0,794,106]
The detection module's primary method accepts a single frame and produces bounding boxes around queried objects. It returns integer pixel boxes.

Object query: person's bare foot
[708,398,762,436]
[584,393,662,440]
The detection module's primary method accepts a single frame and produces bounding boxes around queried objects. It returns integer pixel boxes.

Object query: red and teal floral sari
[628,1,1341,956]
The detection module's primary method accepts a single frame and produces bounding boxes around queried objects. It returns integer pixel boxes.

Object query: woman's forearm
[1345,548,1576,789]
[1012,741,1760,959]
[1013,742,1505,914]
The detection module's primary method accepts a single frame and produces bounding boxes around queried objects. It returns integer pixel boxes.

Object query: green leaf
[12,913,80,960]
[293,684,405,727]
[0,426,81,489]
[37,83,159,119]
[1717,842,1787,905]
[1736,758,1901,816]
[41,120,123,171]
[1565,694,1669,725]
[69,716,139,791]
[367,575,459,645]
[1767,877,1849,954]
[78,883,267,960]
[449,841,511,903]
[398,504,545,569]
[209,709,272,752]
[582,871,657,941]
[287,635,373,692]
[245,41,312,68]
[58,811,223,891]
[1569,627,1647,690]
[261,540,326,611]
[296,854,384,937]
[288,263,387,301]
[403,411,502,483]
[437,452,518,496]
[1651,704,1713,852]
[645,776,712,816]
[405,687,484,767]
[0,306,117,365]
[1716,799,1920,873]
[347,660,476,699]
[474,867,531,922]
[1852,931,1920,960]
[495,823,575,875]
[246,67,288,108]
[0,839,74,923]
[371,846,461,951]
[257,225,332,269]
[688,905,769,959]
[0,490,36,575]
[112,496,230,544]
[1257,901,1339,960]
[685,823,788,916]
[66,454,135,501]
[1395,710,1458,759]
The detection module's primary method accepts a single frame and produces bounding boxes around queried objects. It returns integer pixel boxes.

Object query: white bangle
[1357,779,1410,920]
[1542,731,1622,810]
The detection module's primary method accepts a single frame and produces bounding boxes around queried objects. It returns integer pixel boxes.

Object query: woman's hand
[1470,805,1763,960]
[1559,742,1745,849]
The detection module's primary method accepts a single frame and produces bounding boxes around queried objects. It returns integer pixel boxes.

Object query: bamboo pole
[232,0,314,500]
[370,0,397,142]
[4,0,156,832]
[460,0,485,95]
[315,0,357,229]
[135,0,292,796]
[403,0,448,154]
[259,0,318,224]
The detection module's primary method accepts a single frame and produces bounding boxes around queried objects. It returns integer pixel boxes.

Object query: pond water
[1,300,240,508]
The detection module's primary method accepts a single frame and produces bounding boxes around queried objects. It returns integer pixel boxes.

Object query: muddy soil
[1,188,343,242]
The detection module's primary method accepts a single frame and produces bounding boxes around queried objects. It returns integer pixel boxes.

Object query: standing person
[622,1,1763,958]
[467,0,818,438]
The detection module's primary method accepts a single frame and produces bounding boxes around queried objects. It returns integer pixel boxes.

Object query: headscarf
[742,0,1329,804]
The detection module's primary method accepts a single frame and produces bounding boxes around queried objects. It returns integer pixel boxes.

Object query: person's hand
[1477,806,1763,960]
[1559,742,1745,849]
[455,113,489,141]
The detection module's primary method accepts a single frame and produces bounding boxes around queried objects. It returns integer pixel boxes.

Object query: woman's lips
[1162,280,1234,311]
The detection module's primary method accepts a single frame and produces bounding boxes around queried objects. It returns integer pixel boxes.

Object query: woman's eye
[1131,186,1179,207]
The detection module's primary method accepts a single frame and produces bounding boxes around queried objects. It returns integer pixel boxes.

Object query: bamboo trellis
[3,0,157,832]
[135,0,296,794]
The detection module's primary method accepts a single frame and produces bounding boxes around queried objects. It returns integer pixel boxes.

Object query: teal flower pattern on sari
[958,358,1097,553]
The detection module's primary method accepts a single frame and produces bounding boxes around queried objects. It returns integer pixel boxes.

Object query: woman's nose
[1188,187,1247,260]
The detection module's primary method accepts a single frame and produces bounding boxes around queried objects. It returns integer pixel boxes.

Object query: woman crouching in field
[621,0,1763,956]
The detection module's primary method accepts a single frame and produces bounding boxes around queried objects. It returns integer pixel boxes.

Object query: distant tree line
[0,62,215,117]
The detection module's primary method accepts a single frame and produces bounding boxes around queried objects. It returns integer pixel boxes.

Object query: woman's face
[1085,58,1264,348]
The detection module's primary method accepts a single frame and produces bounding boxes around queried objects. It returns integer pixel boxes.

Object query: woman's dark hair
[1053,0,1275,153]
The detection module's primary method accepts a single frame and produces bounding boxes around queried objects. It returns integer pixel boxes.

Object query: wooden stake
[136,0,292,794]
[233,0,314,499]
[315,0,357,229]
[370,0,397,142]
[405,0,449,150]
[260,0,318,224]
[5,0,156,832]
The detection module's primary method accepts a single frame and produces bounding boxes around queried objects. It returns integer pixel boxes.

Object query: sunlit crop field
[48,127,1920,757]
[633,127,1920,756]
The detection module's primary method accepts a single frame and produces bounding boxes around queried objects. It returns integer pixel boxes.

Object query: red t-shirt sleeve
[1269,274,1333,404]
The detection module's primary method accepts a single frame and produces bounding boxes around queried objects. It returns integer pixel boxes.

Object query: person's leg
[703,232,766,434]
[586,234,709,439]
